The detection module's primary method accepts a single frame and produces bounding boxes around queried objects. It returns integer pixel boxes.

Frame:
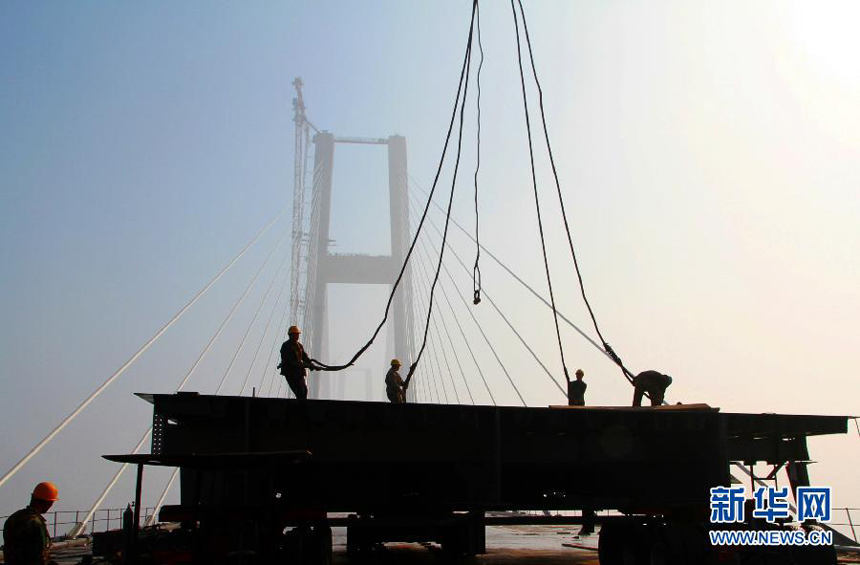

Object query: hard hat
[391,359,401,367]
[288,326,301,335]
[575,369,584,376]
[32,482,59,502]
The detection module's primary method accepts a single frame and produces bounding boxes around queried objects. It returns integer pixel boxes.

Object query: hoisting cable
[509,0,572,386]
[410,174,606,355]
[408,254,452,403]
[405,191,496,405]
[403,7,479,389]
[408,220,475,404]
[472,0,484,306]
[308,0,479,375]
[407,191,526,405]
[514,0,635,384]
[409,190,566,397]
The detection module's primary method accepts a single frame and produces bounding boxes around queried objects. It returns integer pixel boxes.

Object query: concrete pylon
[305,133,413,400]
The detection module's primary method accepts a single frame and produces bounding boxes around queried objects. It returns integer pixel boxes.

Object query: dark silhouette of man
[3,482,59,565]
[632,370,673,406]
[566,368,587,406]
[279,326,317,400]
[385,359,410,403]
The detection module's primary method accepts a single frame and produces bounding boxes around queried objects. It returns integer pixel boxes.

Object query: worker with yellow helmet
[278,325,319,400]
[385,358,410,403]
[3,481,59,565]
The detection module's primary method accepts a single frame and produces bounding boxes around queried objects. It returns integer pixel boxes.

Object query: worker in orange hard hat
[3,482,59,565]
[278,325,319,400]
[385,358,411,403]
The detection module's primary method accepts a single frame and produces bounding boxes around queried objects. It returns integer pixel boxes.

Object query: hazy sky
[1,1,858,537]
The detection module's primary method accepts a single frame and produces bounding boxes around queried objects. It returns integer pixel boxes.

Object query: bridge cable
[409,191,564,399]
[307,0,478,376]
[409,175,635,378]
[405,182,495,406]
[513,0,634,384]
[144,467,178,528]
[406,191,486,405]
[509,0,572,388]
[240,250,292,396]
[472,0,484,307]
[72,228,294,536]
[408,224,475,404]
[398,1,480,390]
[261,290,293,396]
[407,193,526,405]
[215,226,291,395]
[408,250,451,403]
[0,206,288,490]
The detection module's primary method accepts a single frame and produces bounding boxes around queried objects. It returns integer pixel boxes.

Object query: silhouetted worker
[385,359,410,403]
[3,482,59,565]
[632,370,673,406]
[278,326,317,400]
[579,508,596,537]
[566,368,587,406]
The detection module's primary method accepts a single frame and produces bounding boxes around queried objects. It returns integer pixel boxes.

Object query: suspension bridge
[2,2,858,563]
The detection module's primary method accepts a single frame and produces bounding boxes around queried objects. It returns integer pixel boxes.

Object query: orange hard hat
[288,325,301,335]
[32,481,59,502]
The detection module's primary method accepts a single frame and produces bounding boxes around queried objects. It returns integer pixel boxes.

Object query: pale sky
[1,0,858,538]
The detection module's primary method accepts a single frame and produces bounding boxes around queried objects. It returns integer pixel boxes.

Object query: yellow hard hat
[288,326,301,335]
[391,359,401,367]
[32,481,59,502]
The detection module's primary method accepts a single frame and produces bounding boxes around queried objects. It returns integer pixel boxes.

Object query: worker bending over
[3,482,59,565]
[566,368,587,406]
[279,326,318,400]
[632,370,673,406]
[385,359,411,403]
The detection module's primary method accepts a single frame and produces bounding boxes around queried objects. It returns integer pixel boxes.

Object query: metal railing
[1,507,156,540]
[2,506,857,544]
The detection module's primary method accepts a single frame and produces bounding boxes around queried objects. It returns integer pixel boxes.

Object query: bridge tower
[301,133,415,399]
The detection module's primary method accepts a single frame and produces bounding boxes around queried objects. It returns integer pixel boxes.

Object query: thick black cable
[410,190,566,398]
[403,243,443,403]
[409,244,451,403]
[407,191,526,405]
[509,0,571,386]
[411,208,491,406]
[310,0,479,373]
[408,223,475,405]
[514,0,634,383]
[408,174,636,378]
[472,0,484,306]
[402,3,479,387]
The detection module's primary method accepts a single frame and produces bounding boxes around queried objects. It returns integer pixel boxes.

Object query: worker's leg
[579,509,595,536]
[632,385,644,407]
[386,389,399,403]
[286,374,308,400]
